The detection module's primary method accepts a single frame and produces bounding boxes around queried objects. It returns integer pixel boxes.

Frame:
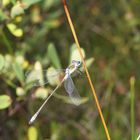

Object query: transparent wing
[70,69,83,78]
[25,69,65,87]
[64,75,81,105]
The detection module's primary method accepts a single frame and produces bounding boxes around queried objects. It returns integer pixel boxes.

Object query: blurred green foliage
[0,0,140,140]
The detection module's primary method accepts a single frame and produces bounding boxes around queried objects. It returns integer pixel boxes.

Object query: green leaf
[0,10,8,21]
[54,94,89,105]
[46,10,62,19]
[47,43,61,69]
[85,58,94,67]
[46,67,61,86]
[7,23,23,37]
[25,61,44,89]
[45,0,55,9]
[13,62,24,83]
[44,0,60,10]
[28,126,38,140]
[34,87,49,99]
[70,43,85,64]
[23,0,42,9]
[44,19,61,29]
[80,58,94,71]
[11,0,16,4]
[11,3,24,18]
[0,95,12,110]
[51,122,61,140]
[2,0,10,7]
[0,54,5,71]
[16,87,25,96]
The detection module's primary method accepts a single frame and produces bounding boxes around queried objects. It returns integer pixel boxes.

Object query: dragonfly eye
[72,60,82,67]
[78,61,81,64]
[76,61,82,67]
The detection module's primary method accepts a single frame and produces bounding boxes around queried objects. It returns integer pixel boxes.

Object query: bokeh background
[0,0,140,140]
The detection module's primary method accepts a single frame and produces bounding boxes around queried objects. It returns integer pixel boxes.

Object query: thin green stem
[130,76,135,140]
[1,29,13,55]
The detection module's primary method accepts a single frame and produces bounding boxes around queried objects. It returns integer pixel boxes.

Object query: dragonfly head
[72,60,82,68]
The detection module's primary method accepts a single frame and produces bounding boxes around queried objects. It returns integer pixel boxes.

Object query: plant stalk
[62,0,111,140]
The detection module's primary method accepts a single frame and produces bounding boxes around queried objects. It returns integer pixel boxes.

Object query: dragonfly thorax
[72,60,81,68]
[64,65,77,80]
[67,60,81,73]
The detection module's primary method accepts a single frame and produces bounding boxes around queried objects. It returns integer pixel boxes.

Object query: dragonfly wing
[25,69,65,87]
[70,69,84,78]
[25,69,46,86]
[64,75,81,105]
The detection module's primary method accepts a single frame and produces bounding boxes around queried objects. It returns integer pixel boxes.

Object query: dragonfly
[26,60,82,124]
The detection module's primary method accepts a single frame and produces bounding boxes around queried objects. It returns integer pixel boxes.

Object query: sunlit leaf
[15,55,28,69]
[13,62,24,83]
[11,0,16,4]
[45,0,57,9]
[80,58,94,71]
[11,3,24,18]
[15,16,22,22]
[45,0,53,9]
[47,10,62,19]
[34,87,49,99]
[70,43,85,63]
[46,67,61,86]
[51,122,61,140]
[16,87,25,96]
[48,43,61,69]
[25,70,43,87]
[4,54,13,70]
[13,28,23,37]
[25,61,44,87]
[23,0,42,8]
[7,23,23,37]
[0,54,5,71]
[34,61,41,69]
[0,95,12,110]
[25,72,43,87]
[85,58,94,67]
[28,126,38,140]
[54,94,89,105]
[31,6,42,23]
[15,55,24,65]
[34,62,44,85]
[2,0,10,6]
[45,19,61,29]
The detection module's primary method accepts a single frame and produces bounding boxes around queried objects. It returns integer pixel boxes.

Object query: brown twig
[62,0,111,140]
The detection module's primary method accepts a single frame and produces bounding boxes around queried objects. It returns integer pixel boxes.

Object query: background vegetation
[0,0,140,140]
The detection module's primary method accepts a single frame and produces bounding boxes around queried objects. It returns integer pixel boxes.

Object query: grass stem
[130,76,135,140]
[62,0,111,140]
[1,30,13,55]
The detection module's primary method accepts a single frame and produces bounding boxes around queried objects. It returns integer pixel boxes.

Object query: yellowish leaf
[70,44,85,62]
[2,0,10,7]
[11,2,24,18]
[28,126,38,140]
[16,87,25,96]
[7,23,23,37]
[0,95,12,110]
[35,87,49,99]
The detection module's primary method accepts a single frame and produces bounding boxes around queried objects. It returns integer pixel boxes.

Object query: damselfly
[26,60,82,124]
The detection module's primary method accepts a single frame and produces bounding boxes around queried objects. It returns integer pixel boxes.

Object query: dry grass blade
[62,0,111,140]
